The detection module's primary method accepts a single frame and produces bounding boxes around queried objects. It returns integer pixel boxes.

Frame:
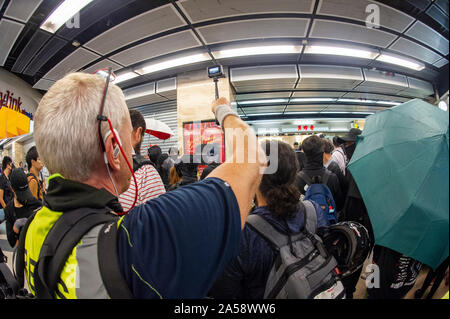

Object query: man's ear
[132,127,143,145]
[104,133,121,171]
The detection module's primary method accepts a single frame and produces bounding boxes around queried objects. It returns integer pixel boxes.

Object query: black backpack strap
[0,257,20,296]
[246,215,290,249]
[322,170,331,185]
[298,171,313,186]
[15,211,37,288]
[97,220,133,299]
[34,207,115,299]
[27,173,44,197]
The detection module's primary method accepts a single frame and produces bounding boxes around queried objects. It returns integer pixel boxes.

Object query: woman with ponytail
[209,141,328,299]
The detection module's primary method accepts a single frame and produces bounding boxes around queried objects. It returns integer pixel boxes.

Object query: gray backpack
[246,200,345,299]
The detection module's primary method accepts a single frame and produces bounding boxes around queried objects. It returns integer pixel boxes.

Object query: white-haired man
[19,72,265,299]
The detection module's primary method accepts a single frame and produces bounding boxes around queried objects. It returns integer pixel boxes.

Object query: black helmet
[322,221,373,278]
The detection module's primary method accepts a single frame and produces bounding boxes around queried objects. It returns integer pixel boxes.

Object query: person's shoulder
[0,174,7,186]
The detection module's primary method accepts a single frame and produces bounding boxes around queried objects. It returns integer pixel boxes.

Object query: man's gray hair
[34,72,129,182]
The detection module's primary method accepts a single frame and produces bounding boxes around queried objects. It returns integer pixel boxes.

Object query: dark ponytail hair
[259,140,301,218]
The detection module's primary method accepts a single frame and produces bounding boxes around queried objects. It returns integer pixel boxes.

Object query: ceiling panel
[156,77,177,100]
[318,105,384,112]
[0,19,24,66]
[85,4,186,55]
[398,77,434,98]
[236,92,292,101]
[43,48,101,81]
[11,30,51,73]
[56,0,136,40]
[356,68,409,94]
[406,0,431,11]
[3,0,43,23]
[285,104,384,113]
[241,105,287,114]
[291,91,347,98]
[123,82,155,98]
[433,58,449,68]
[285,105,330,112]
[32,78,55,91]
[297,65,364,90]
[126,94,169,108]
[341,92,411,102]
[81,59,123,74]
[179,0,314,23]
[109,30,201,66]
[405,21,449,56]
[426,4,449,32]
[197,18,309,44]
[309,19,397,48]
[23,37,68,76]
[317,0,415,33]
[388,37,443,65]
[435,0,449,13]
[231,65,299,92]
[123,81,170,107]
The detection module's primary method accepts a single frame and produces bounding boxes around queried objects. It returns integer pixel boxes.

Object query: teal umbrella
[348,99,449,270]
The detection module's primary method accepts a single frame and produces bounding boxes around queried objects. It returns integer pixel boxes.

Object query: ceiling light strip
[40,0,94,33]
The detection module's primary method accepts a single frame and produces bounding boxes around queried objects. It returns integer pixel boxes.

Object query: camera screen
[208,66,220,75]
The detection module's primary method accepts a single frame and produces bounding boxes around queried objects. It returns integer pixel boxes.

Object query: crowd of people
[0,71,448,300]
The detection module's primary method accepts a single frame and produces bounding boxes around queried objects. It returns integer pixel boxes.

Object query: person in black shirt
[4,168,42,247]
[296,135,344,211]
[295,144,307,171]
[0,156,14,211]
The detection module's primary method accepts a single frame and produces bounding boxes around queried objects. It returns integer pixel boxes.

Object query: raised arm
[207,97,267,228]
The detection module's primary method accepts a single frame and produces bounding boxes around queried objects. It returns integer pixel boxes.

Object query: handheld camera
[207,65,225,99]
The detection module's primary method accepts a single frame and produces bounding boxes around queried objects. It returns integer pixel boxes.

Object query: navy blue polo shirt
[117,177,241,298]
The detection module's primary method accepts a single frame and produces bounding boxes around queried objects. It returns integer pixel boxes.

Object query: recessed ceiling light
[113,72,139,84]
[238,99,288,105]
[136,53,211,75]
[40,0,94,33]
[304,45,378,59]
[376,53,425,71]
[214,45,302,59]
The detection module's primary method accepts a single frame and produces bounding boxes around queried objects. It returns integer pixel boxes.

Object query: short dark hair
[322,139,334,154]
[332,136,341,147]
[2,156,12,171]
[26,146,39,169]
[129,109,146,136]
[302,135,324,158]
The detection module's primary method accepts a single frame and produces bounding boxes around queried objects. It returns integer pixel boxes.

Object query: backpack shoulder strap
[246,215,289,249]
[298,171,313,186]
[97,220,133,299]
[27,173,44,196]
[302,200,317,235]
[15,211,37,288]
[322,170,331,185]
[0,258,19,296]
[34,207,116,299]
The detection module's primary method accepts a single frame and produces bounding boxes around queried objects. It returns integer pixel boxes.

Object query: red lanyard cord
[95,67,138,215]
[105,118,138,216]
